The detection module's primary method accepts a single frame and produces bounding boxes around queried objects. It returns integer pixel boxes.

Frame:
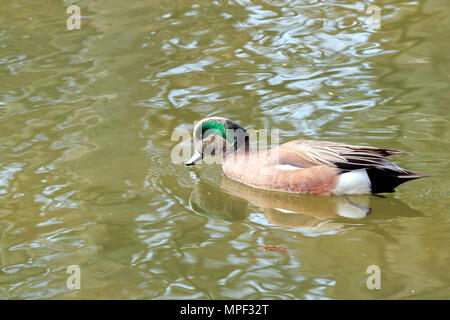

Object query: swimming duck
[186,117,428,195]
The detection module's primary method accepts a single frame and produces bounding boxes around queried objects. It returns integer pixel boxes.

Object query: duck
[185,117,429,195]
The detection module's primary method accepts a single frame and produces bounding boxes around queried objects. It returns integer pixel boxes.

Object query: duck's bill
[186,151,203,166]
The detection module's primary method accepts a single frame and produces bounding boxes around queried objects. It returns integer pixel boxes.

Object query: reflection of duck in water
[189,176,424,231]
[186,117,428,195]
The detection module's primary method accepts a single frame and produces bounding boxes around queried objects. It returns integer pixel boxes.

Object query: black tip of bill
[185,151,202,167]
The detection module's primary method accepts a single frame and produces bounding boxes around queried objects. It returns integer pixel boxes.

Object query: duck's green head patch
[201,121,227,139]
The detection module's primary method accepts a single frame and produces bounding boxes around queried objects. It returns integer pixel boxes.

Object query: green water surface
[0,0,449,299]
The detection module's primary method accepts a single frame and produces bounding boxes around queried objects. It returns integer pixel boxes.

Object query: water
[0,0,449,299]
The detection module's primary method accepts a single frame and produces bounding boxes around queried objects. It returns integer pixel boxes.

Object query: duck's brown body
[222,139,427,195]
[223,148,340,195]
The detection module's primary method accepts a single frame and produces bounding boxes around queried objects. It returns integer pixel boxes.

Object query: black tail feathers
[366,168,430,194]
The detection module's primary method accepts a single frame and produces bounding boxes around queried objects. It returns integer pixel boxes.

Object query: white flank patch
[275,164,303,171]
[332,169,371,195]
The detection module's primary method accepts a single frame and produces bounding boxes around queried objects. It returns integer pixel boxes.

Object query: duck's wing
[277,140,407,170]
[276,140,428,193]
